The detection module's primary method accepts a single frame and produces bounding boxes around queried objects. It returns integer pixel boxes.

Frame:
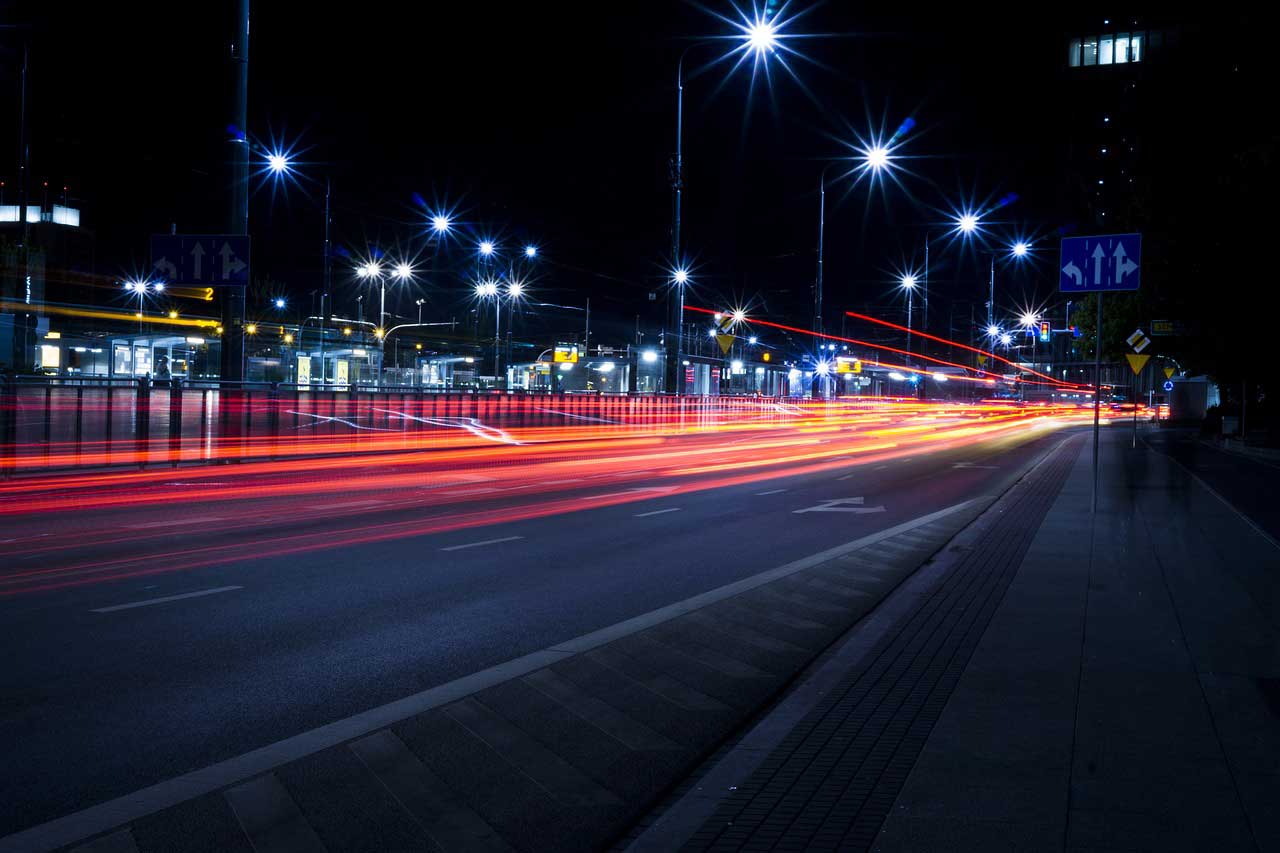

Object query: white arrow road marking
[793,497,886,515]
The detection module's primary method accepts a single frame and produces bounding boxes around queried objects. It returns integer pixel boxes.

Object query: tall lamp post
[668,17,786,394]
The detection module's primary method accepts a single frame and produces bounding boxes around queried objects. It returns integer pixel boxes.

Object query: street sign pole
[1133,369,1139,449]
[1092,293,1102,516]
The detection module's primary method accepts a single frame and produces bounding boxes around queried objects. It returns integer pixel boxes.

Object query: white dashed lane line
[633,508,682,518]
[91,586,243,614]
[439,536,525,552]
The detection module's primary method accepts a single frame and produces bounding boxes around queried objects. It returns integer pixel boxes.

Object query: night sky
[2,3,1255,352]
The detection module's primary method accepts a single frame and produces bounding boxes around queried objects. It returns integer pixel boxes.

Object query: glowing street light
[900,273,918,360]
[274,297,286,309]
[865,145,890,171]
[524,245,537,258]
[431,214,451,234]
[1020,311,1039,328]
[957,213,979,234]
[478,241,495,257]
[986,323,1001,338]
[266,152,290,174]
[672,268,689,285]
[1000,332,1013,347]
[507,281,524,298]
[394,263,414,280]
[1012,241,1029,257]
[745,17,778,54]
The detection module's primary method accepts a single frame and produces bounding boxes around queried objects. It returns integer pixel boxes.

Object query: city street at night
[2,4,1277,852]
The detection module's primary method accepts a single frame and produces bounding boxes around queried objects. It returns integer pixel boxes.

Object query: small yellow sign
[1125,353,1150,375]
[977,355,988,366]
[1163,366,1175,380]
[716,334,734,355]
[553,346,579,363]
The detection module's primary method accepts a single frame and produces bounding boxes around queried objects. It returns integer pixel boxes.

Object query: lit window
[1069,38,1082,67]
[1099,36,1114,64]
[1130,33,1143,61]
[1114,34,1130,63]
[1083,38,1098,65]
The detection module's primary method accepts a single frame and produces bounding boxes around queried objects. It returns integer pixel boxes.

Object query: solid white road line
[5,498,984,853]
[634,508,682,518]
[755,489,788,496]
[91,586,243,614]
[125,516,225,530]
[439,535,525,552]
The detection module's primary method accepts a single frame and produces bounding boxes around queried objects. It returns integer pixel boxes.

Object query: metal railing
[0,375,792,476]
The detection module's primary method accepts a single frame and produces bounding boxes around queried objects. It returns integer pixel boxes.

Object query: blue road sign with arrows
[1059,233,1140,293]
[150,235,250,286]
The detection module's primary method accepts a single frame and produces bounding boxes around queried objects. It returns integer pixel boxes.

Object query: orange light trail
[0,397,1143,597]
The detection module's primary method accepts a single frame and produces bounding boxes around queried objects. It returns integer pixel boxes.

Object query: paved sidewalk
[631,427,1280,852]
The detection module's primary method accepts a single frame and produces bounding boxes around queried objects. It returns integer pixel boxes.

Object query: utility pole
[12,40,32,370]
[220,0,250,383]
[320,177,330,384]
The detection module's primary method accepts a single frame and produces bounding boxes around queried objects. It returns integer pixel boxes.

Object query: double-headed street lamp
[355,260,414,381]
[124,278,165,336]
[474,278,524,385]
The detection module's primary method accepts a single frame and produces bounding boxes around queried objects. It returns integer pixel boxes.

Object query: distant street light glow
[478,241,495,256]
[866,146,889,170]
[901,275,917,289]
[274,297,286,309]
[986,324,1001,337]
[746,18,778,53]
[431,215,451,234]
[1020,312,1038,327]
[267,152,290,174]
[394,263,413,280]
[642,350,658,363]
[1012,241,1029,257]
[673,268,689,285]
[524,245,537,258]
[507,281,524,298]
[957,213,979,234]
[1000,333,1013,346]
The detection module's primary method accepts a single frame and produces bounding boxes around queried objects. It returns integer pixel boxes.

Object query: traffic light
[1038,321,1051,343]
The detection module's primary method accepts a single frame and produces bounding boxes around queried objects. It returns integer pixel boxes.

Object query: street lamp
[816,141,896,338]
[900,274,917,360]
[523,245,537,259]
[478,240,495,257]
[431,215,451,235]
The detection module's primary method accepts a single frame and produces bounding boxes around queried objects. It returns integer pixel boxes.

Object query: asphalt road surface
[0,415,1083,838]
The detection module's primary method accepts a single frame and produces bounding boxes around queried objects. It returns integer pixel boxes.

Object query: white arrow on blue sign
[1059,233,1140,293]
[150,235,251,286]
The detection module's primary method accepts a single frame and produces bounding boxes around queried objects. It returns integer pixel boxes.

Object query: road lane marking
[325,499,385,510]
[634,508,681,518]
[438,487,503,496]
[837,473,857,481]
[543,478,585,485]
[439,536,524,552]
[91,586,242,613]
[126,516,225,530]
[4,498,985,853]
[875,465,889,471]
[755,489,787,496]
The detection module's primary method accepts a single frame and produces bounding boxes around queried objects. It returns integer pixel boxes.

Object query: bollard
[169,378,183,467]
[135,376,151,470]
